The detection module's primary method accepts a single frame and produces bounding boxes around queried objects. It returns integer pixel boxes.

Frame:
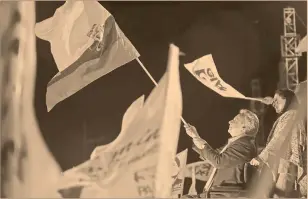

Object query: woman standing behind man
[250,89,306,198]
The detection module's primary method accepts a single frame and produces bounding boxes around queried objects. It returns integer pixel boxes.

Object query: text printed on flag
[193,68,227,91]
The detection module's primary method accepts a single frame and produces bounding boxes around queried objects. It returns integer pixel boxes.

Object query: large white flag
[171,149,188,198]
[184,54,259,101]
[35,0,140,111]
[58,95,145,197]
[59,44,182,198]
[90,95,145,160]
[0,2,62,197]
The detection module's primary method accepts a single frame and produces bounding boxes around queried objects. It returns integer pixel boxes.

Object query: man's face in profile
[228,114,245,137]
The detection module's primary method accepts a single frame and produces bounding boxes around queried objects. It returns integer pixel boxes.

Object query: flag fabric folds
[184,54,248,99]
[58,44,182,198]
[171,149,188,198]
[296,35,307,53]
[0,1,62,197]
[185,161,214,181]
[59,95,145,196]
[35,0,140,111]
[188,165,198,195]
[90,95,145,160]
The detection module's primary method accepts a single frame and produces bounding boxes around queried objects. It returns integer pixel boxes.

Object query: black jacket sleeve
[192,144,226,161]
[197,141,255,169]
[192,144,205,160]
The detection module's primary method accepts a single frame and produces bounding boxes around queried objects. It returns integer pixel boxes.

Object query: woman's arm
[258,111,296,163]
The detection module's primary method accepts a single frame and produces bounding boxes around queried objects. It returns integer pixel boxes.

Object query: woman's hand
[261,96,274,105]
[184,123,200,138]
[250,158,260,166]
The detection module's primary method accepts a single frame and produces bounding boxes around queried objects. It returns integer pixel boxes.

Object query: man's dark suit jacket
[193,135,257,187]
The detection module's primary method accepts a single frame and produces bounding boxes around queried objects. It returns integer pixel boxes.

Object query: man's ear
[241,126,247,134]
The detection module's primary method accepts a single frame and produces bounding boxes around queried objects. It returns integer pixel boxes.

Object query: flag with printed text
[58,44,182,198]
[184,54,248,99]
[185,161,214,182]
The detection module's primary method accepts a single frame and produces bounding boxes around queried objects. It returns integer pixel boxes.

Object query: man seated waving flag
[184,109,258,197]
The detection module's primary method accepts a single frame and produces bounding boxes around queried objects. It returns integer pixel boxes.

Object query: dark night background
[35,1,307,176]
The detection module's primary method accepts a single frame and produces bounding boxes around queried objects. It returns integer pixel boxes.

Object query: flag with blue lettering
[184,54,247,99]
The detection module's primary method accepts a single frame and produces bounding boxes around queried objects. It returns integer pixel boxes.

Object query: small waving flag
[184,54,261,102]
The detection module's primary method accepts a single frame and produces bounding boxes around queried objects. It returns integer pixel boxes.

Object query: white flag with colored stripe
[35,0,140,111]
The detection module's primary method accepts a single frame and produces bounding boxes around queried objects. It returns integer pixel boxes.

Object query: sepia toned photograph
[0,0,307,198]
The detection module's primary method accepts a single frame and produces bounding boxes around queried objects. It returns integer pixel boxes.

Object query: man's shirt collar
[228,134,252,144]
